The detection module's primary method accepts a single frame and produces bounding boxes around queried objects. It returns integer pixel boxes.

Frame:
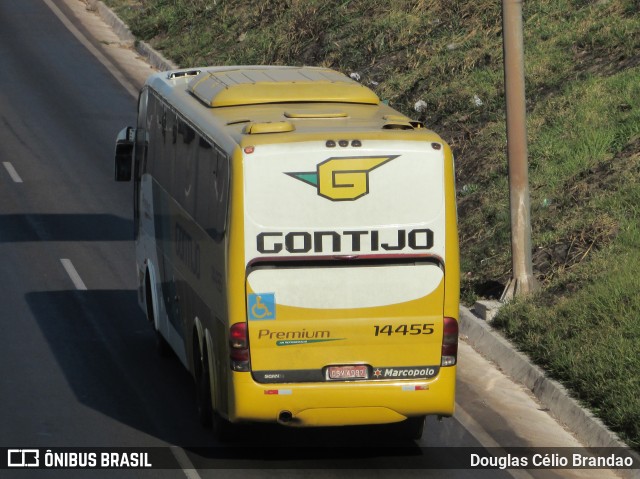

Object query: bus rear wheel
[211,410,236,442]
[398,416,426,440]
[193,335,236,441]
[146,270,170,357]
[194,336,213,428]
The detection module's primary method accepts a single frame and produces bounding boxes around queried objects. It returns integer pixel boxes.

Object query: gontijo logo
[286,155,398,201]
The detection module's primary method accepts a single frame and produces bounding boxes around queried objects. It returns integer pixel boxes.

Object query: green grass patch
[494,235,640,448]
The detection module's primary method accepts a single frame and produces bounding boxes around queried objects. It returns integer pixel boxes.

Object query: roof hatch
[187,67,379,108]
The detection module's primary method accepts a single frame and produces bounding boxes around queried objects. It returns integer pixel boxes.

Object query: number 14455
[373,323,435,336]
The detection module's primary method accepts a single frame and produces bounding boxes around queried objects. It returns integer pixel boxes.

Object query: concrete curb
[460,306,640,479]
[135,40,180,72]
[86,0,134,44]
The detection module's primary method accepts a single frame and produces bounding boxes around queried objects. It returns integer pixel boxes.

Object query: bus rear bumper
[227,366,456,427]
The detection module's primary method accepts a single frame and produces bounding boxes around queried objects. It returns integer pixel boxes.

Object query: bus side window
[194,138,228,241]
[195,138,213,236]
[146,93,161,179]
[213,148,229,237]
[133,89,148,239]
[155,108,175,192]
[135,89,148,178]
[175,118,197,217]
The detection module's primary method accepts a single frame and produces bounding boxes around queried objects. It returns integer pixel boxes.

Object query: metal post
[500,0,539,301]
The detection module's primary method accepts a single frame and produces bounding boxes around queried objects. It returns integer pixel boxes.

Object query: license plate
[326,365,368,380]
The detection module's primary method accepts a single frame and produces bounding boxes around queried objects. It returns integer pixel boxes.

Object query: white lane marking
[60,258,87,291]
[41,0,138,99]
[456,403,536,479]
[170,446,202,479]
[59,264,199,479]
[43,6,200,477]
[3,162,23,183]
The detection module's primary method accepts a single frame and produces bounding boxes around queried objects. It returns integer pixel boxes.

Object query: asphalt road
[0,1,618,478]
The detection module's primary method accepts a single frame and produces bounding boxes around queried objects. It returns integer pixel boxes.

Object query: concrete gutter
[86,0,179,71]
[85,1,639,475]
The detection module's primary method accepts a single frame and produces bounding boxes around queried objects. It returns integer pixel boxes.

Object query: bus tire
[399,416,425,440]
[146,270,171,358]
[154,330,171,358]
[200,332,237,442]
[194,335,213,428]
[212,411,236,442]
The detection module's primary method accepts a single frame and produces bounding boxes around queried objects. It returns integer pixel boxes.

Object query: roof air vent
[243,121,295,134]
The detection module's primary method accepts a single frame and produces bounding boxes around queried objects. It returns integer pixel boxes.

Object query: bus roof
[186,66,380,107]
[145,66,442,152]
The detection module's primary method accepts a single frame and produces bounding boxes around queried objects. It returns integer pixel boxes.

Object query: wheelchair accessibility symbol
[248,293,276,320]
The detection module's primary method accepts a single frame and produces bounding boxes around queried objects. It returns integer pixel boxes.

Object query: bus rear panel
[232,139,457,426]
[115,66,459,438]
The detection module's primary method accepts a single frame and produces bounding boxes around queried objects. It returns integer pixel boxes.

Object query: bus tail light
[441,317,458,367]
[230,322,250,372]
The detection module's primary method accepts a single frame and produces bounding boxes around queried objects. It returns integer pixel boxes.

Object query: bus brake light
[441,317,458,367]
[230,322,250,371]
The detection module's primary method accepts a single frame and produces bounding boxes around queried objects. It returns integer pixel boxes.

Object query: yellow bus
[114,66,459,440]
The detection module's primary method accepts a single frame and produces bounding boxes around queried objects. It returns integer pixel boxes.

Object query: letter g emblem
[287,155,398,201]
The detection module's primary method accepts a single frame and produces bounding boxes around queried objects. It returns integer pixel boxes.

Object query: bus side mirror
[114,126,135,181]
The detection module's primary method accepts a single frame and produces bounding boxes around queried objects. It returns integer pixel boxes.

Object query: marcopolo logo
[286,155,398,201]
[372,366,439,379]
